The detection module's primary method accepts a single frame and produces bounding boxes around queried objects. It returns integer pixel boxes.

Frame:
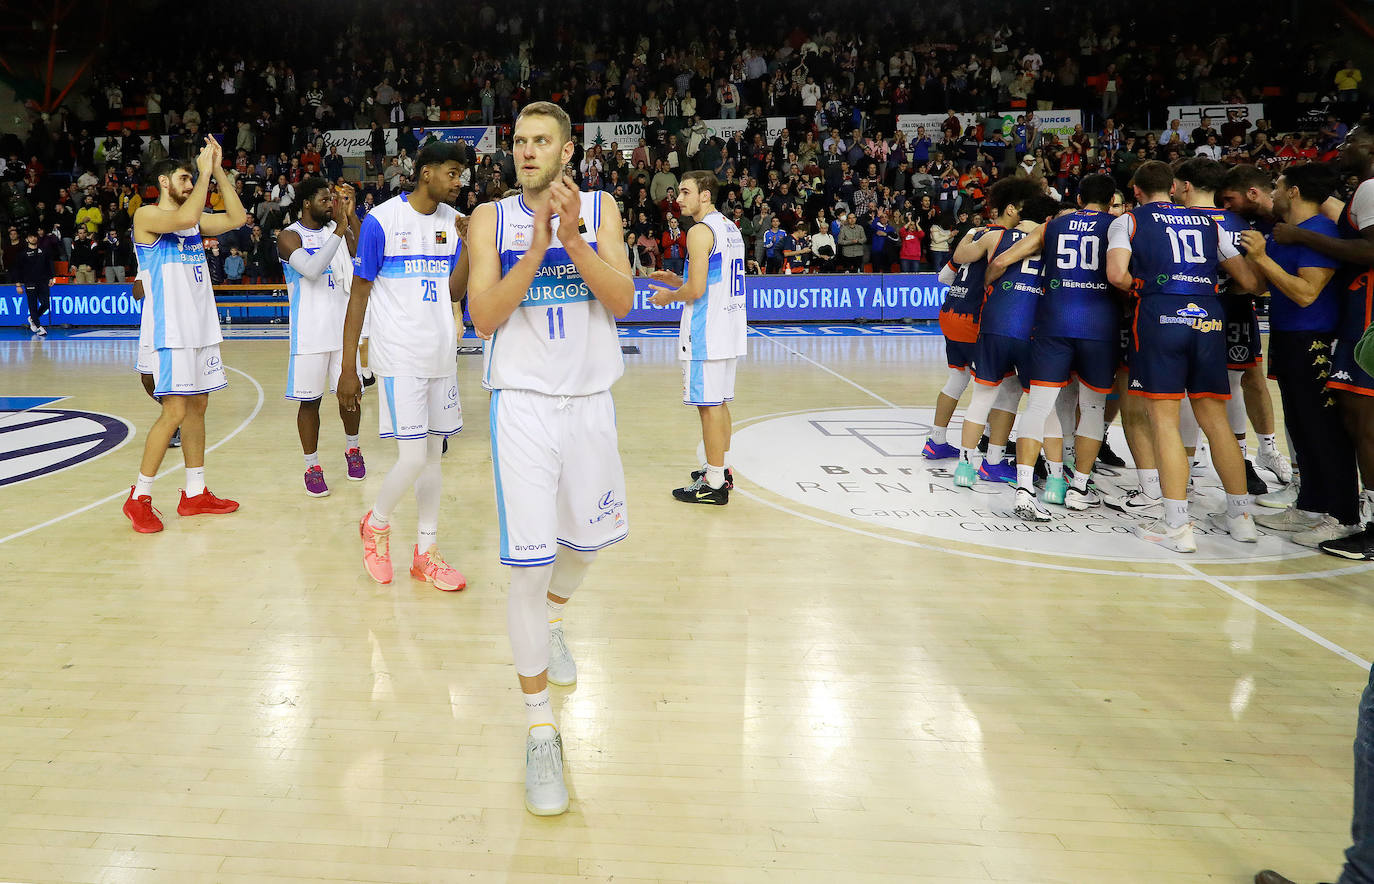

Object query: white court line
[1178,563,1371,670]
[742,337,1374,668]
[0,365,265,548]
[761,335,900,407]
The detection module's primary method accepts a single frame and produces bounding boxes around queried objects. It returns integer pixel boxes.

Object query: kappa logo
[1130,379,1143,388]
[1334,370,1355,381]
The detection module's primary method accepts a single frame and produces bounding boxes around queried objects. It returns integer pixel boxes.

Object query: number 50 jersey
[483,190,625,396]
[353,191,462,379]
[678,210,748,361]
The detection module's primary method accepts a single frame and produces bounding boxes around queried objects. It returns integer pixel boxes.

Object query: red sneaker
[123,487,164,533]
[177,488,240,516]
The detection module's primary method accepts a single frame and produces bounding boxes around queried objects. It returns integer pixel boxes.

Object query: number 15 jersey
[353,192,462,379]
[483,190,624,396]
[678,210,748,361]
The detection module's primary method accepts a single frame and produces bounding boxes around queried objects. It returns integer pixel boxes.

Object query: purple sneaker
[304,465,330,497]
[345,447,366,481]
[978,458,1016,483]
[922,438,959,460]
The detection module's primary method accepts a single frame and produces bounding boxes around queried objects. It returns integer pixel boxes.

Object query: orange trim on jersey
[1328,381,1374,397]
[1187,391,1232,401]
[939,310,980,343]
[1127,389,1186,400]
[1132,300,1141,352]
[1072,375,1115,394]
[1029,379,1070,388]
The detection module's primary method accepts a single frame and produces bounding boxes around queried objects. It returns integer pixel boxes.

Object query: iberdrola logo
[1002,280,1013,290]
[1156,273,1169,285]
[1049,278,1061,289]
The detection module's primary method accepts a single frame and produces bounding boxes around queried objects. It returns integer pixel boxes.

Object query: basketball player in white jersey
[467,101,634,816]
[336,143,469,592]
[279,178,365,496]
[648,170,747,504]
[123,140,248,533]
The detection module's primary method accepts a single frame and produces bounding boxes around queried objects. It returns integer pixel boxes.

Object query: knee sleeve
[1017,385,1060,444]
[374,437,428,520]
[508,564,554,678]
[964,380,1002,428]
[993,378,1023,413]
[549,548,596,602]
[1076,386,1107,441]
[1055,385,1078,443]
[1178,397,1200,450]
[1227,370,1247,436]
[940,367,971,401]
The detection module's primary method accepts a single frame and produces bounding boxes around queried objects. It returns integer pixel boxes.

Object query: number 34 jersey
[483,190,624,396]
[678,210,748,362]
[135,224,222,351]
[353,191,463,379]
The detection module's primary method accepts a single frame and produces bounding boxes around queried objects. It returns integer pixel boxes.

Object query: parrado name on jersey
[1149,211,1212,227]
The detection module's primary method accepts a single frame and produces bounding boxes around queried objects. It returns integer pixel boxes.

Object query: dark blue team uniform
[973,228,1041,388]
[1028,210,1121,392]
[1123,202,1232,399]
[1200,207,1263,370]
[1332,196,1374,397]
[940,227,1001,370]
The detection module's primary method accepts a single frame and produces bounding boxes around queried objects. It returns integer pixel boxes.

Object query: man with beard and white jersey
[467,101,634,817]
[123,141,248,534]
[280,177,365,497]
[337,142,470,593]
[647,170,747,504]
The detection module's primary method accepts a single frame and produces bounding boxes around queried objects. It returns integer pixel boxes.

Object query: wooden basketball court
[0,325,1368,883]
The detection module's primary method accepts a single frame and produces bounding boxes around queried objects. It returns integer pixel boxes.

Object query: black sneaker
[1244,459,1268,496]
[1097,440,1126,468]
[672,478,729,505]
[1318,523,1374,560]
[689,467,734,489]
[168,428,181,449]
[362,372,376,388]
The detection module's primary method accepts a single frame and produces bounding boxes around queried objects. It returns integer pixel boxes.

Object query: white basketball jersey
[482,190,624,395]
[135,224,222,350]
[678,211,747,360]
[352,192,462,379]
[282,220,353,355]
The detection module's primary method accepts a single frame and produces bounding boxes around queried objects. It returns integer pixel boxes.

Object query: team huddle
[923,131,1374,560]
[116,102,745,817]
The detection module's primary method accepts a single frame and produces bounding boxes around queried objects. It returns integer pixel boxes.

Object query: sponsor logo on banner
[730,407,1304,563]
[1165,104,1265,127]
[625,272,949,323]
[321,128,399,158]
[583,118,788,151]
[418,126,497,154]
[895,110,1083,143]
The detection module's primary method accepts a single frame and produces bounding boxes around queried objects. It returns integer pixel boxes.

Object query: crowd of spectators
[0,0,1363,283]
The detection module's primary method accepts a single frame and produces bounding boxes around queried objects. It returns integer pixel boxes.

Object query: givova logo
[729,407,1304,564]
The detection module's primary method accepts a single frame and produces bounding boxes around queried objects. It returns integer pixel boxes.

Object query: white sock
[547,596,566,627]
[345,434,360,451]
[1163,497,1189,528]
[1016,464,1035,491]
[304,452,320,469]
[1259,433,1278,454]
[185,467,206,497]
[1071,470,1089,492]
[1047,460,1064,479]
[1238,441,1248,461]
[361,366,374,379]
[704,464,725,489]
[722,449,731,470]
[986,443,1005,463]
[961,447,978,464]
[931,425,948,445]
[1226,493,1253,518]
[369,509,390,530]
[525,688,556,738]
[1140,468,1161,499]
[134,473,155,498]
[416,524,437,551]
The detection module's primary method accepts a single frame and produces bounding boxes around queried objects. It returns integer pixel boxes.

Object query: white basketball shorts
[138,343,228,397]
[378,374,462,440]
[489,388,629,567]
[285,349,364,401]
[682,357,737,406]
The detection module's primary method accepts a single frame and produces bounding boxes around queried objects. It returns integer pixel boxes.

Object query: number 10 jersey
[483,190,624,396]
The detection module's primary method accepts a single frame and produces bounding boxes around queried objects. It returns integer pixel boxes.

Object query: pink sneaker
[411,544,467,592]
[359,510,392,584]
[304,465,329,497]
[345,448,366,481]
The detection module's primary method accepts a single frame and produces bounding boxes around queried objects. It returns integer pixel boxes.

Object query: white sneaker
[525,728,569,816]
[34,325,46,336]
[28,319,40,333]
[547,625,576,686]
[1256,447,1293,485]
[1293,516,1364,549]
[1111,488,1163,516]
[1253,507,1323,532]
[1257,481,1299,509]
[1065,485,1102,511]
[1133,518,1198,553]
[1209,511,1258,542]
[1014,487,1051,522]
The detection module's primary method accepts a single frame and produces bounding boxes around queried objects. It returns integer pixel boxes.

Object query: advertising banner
[584,117,789,151]
[321,128,399,158]
[418,126,497,154]
[1165,103,1266,127]
[624,273,946,323]
[3,284,142,327]
[896,110,1082,143]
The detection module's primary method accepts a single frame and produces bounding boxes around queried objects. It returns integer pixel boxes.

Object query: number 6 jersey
[679,210,747,361]
[135,223,222,351]
[353,192,462,379]
[483,190,624,396]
